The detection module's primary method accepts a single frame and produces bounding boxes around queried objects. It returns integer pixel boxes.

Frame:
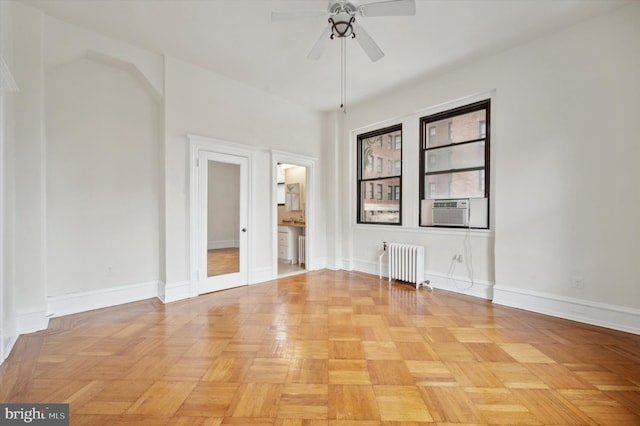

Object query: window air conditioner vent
[432,199,469,227]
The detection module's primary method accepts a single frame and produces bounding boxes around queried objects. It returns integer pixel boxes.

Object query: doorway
[276,163,306,277]
[197,151,248,294]
[272,151,317,279]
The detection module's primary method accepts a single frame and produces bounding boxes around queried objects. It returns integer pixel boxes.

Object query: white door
[198,151,248,294]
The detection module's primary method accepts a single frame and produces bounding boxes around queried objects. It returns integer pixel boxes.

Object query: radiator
[298,235,305,266]
[388,243,429,289]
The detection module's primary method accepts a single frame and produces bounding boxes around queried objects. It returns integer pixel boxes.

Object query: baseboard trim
[493,285,640,335]
[251,267,273,284]
[47,281,158,318]
[425,272,494,300]
[352,259,494,300]
[16,310,49,334]
[158,281,191,303]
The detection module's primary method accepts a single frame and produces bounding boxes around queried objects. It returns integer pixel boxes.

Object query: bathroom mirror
[285,183,301,211]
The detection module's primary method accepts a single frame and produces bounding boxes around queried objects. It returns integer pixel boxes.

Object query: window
[428,126,436,146]
[357,124,402,225]
[428,182,436,199]
[420,99,490,228]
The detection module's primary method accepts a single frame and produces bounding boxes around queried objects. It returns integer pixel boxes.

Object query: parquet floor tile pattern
[1,270,639,425]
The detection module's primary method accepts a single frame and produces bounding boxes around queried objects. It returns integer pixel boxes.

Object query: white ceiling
[24,0,629,112]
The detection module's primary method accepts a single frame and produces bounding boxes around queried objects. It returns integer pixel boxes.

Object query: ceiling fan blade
[353,22,384,62]
[271,9,328,21]
[307,25,332,60]
[359,0,416,17]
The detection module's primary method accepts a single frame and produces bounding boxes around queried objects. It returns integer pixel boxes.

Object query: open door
[198,151,248,294]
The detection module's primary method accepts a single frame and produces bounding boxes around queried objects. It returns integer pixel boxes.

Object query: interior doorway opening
[276,163,307,278]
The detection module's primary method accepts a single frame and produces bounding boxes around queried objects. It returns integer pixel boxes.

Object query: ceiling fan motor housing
[329,1,359,16]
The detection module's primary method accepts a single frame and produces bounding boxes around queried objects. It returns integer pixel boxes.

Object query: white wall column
[12,3,48,335]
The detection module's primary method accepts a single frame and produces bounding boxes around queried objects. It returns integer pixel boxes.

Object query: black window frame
[357,123,402,225]
[419,99,490,229]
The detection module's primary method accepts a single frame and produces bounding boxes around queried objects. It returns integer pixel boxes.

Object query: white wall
[335,2,640,332]
[0,4,166,331]
[163,56,323,286]
[46,57,161,296]
[0,0,19,362]
[491,3,640,331]
[12,3,48,332]
[321,111,346,270]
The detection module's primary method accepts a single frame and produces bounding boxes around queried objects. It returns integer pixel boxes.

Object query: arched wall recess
[46,49,162,101]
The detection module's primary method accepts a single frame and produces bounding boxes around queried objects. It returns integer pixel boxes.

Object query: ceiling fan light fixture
[329,13,356,39]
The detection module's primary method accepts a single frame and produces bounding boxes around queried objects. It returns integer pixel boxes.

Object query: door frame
[271,150,317,277]
[189,134,254,297]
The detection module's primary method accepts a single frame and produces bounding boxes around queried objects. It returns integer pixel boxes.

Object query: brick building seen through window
[357,125,402,224]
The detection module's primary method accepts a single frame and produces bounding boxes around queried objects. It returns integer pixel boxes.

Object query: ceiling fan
[271,0,416,62]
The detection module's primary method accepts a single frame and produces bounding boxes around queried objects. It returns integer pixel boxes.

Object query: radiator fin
[298,235,305,266]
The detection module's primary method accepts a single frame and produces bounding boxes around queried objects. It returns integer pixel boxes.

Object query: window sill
[353,223,494,238]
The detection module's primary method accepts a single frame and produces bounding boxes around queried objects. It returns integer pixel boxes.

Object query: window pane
[360,177,400,223]
[360,130,401,179]
[425,141,485,173]
[424,170,485,199]
[425,109,486,147]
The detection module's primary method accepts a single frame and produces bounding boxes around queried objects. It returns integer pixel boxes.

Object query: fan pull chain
[341,37,347,113]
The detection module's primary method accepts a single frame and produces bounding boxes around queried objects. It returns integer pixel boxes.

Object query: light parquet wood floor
[208,248,240,277]
[1,270,639,425]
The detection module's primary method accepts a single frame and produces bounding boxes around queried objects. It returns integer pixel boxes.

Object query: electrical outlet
[571,276,584,289]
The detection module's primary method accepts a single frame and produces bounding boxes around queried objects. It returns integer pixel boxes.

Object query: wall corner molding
[16,310,49,335]
[158,281,191,304]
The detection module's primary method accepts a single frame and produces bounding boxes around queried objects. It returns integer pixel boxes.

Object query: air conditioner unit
[432,199,469,226]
